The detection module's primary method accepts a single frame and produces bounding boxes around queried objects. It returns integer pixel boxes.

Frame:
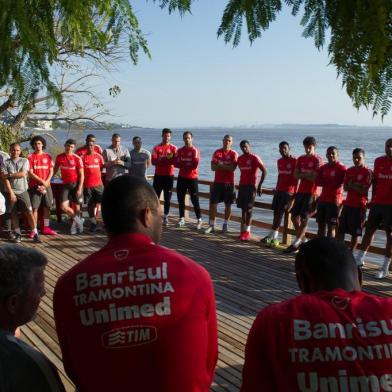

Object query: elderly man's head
[0,245,47,333]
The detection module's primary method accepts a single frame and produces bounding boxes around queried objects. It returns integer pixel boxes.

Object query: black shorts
[210,183,235,205]
[272,191,292,212]
[316,202,339,225]
[290,193,315,219]
[29,186,53,209]
[84,185,104,206]
[6,191,32,214]
[153,175,174,196]
[237,185,256,209]
[366,204,392,231]
[61,183,83,204]
[339,206,366,236]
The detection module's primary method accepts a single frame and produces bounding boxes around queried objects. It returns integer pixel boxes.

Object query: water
[45,125,390,265]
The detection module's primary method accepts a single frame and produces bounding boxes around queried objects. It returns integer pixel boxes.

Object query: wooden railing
[148,176,386,258]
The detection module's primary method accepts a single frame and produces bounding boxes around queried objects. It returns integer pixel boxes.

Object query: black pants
[176,177,201,219]
[153,175,174,215]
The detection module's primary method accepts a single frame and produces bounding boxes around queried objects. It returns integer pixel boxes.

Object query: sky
[100,1,392,128]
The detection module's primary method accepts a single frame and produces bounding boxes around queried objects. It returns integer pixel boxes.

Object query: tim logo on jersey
[102,325,157,349]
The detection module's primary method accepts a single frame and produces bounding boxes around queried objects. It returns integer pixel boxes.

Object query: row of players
[1,129,391,278]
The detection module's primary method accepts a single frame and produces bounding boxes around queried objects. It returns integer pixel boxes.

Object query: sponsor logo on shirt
[114,249,129,260]
[102,325,157,348]
[378,173,392,179]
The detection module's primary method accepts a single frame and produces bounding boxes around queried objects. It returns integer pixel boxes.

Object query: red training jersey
[151,144,177,176]
[241,289,392,392]
[296,154,324,195]
[175,146,200,179]
[211,148,238,184]
[316,162,347,204]
[53,233,218,392]
[28,152,53,188]
[76,145,103,157]
[55,153,83,184]
[343,166,372,208]
[238,153,265,186]
[373,155,392,205]
[276,156,298,194]
[82,152,104,188]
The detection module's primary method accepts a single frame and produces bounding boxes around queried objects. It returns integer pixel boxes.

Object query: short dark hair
[112,133,121,139]
[133,136,141,142]
[303,136,316,146]
[240,140,250,147]
[295,238,358,292]
[162,128,172,136]
[102,176,159,235]
[65,138,76,146]
[183,131,192,138]
[279,141,289,148]
[30,135,47,149]
[86,134,96,142]
[327,146,338,153]
[353,147,365,155]
[0,245,47,298]
[10,143,20,149]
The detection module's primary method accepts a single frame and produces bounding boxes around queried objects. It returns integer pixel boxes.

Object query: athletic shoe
[162,216,169,226]
[176,219,185,228]
[356,258,365,268]
[260,235,271,244]
[13,233,22,243]
[8,232,16,241]
[41,226,56,235]
[196,219,203,230]
[270,239,280,249]
[238,232,245,240]
[89,223,98,233]
[70,220,78,235]
[74,216,84,234]
[33,234,42,243]
[241,231,250,242]
[204,225,215,234]
[283,244,299,254]
[28,231,36,240]
[376,261,391,279]
[265,238,272,248]
[222,223,228,234]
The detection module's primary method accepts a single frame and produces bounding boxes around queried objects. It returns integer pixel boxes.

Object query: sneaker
[260,235,271,244]
[176,219,185,228]
[13,233,22,243]
[74,216,84,234]
[28,231,36,240]
[241,231,250,242]
[163,216,169,226]
[204,225,215,234]
[283,244,299,254]
[265,238,272,248]
[89,223,98,233]
[270,239,280,249]
[222,223,228,234]
[356,258,365,267]
[196,219,203,230]
[376,261,391,279]
[33,234,42,243]
[70,220,78,235]
[41,226,56,235]
[8,232,16,241]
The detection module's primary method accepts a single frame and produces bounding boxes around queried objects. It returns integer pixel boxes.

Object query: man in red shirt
[81,139,104,232]
[174,131,202,229]
[261,141,297,247]
[241,237,392,392]
[151,128,177,226]
[53,175,218,392]
[28,136,56,235]
[75,134,103,156]
[205,134,238,234]
[356,138,392,279]
[54,139,84,235]
[316,146,347,238]
[284,136,323,253]
[338,148,372,252]
[237,140,266,241]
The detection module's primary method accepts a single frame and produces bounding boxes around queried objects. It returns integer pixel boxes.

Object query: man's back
[242,289,392,391]
[54,233,217,392]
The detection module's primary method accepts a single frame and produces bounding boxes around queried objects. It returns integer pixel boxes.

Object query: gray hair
[0,245,47,297]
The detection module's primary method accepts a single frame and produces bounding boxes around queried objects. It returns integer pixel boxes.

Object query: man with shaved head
[241,237,392,391]
[54,176,217,392]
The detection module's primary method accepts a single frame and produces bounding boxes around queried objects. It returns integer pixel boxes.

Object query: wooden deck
[11,217,392,392]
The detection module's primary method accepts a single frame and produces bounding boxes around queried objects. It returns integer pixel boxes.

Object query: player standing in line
[315,146,346,238]
[356,138,392,279]
[261,141,297,248]
[129,136,151,179]
[204,135,238,234]
[81,139,104,232]
[76,134,103,156]
[28,136,56,235]
[284,136,323,253]
[237,140,266,241]
[54,139,84,235]
[337,148,372,252]
[175,131,203,229]
[151,128,177,226]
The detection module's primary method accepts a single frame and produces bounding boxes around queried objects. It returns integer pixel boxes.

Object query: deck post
[184,194,190,219]
[282,211,293,245]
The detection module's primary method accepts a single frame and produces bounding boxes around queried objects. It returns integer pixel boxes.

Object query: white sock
[32,228,38,234]
[272,230,279,240]
[293,238,302,247]
[15,228,21,234]
[44,219,50,226]
[198,218,202,222]
[246,226,251,232]
[90,217,97,224]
